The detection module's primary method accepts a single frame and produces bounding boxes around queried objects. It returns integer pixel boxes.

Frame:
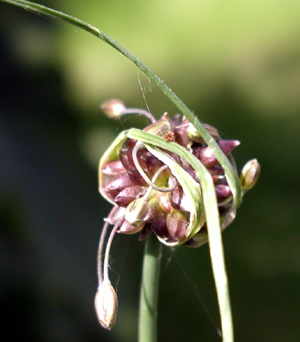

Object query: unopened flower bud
[101,99,126,119]
[115,186,147,206]
[215,184,232,205]
[118,219,145,234]
[195,140,240,168]
[188,123,220,142]
[101,160,126,176]
[240,159,261,191]
[125,197,156,225]
[94,281,118,330]
[105,174,135,193]
[166,210,187,240]
[143,115,171,136]
[218,139,240,155]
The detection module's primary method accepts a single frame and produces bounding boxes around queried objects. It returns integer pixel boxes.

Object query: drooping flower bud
[240,159,261,191]
[94,281,118,330]
[100,99,126,119]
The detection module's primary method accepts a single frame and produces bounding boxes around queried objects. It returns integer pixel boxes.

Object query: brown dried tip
[94,281,118,330]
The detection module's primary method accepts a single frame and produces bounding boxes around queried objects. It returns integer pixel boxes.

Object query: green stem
[0,0,241,207]
[138,233,162,342]
[129,129,234,342]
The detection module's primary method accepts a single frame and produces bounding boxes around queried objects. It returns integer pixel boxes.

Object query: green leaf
[128,128,234,342]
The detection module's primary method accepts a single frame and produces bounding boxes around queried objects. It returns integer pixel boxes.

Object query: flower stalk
[138,233,162,342]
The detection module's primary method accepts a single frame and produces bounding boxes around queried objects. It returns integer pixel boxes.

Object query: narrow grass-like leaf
[128,128,234,342]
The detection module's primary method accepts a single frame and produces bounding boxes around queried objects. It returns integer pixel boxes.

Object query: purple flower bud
[105,206,126,225]
[194,140,240,167]
[218,140,240,155]
[143,115,171,136]
[157,192,172,213]
[115,186,147,206]
[148,210,168,240]
[120,142,161,185]
[118,220,145,234]
[215,184,232,205]
[174,117,191,146]
[125,198,157,226]
[195,144,218,167]
[102,160,126,176]
[105,174,135,192]
[169,184,190,212]
[166,210,187,240]
[207,165,225,182]
[104,174,136,201]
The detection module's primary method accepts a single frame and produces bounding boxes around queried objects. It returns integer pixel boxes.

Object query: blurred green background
[1,0,300,341]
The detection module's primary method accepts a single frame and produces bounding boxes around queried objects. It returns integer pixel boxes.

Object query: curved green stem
[0,0,241,208]
[138,233,162,342]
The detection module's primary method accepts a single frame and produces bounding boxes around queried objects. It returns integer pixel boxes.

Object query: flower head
[99,112,240,247]
[95,100,260,329]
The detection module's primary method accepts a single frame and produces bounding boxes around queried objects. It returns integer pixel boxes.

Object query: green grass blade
[0,0,242,208]
[128,129,234,341]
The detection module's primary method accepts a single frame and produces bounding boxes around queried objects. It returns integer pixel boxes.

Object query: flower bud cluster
[100,107,241,247]
[96,100,260,330]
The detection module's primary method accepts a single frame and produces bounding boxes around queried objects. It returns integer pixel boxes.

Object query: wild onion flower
[94,99,260,329]
[0,2,260,339]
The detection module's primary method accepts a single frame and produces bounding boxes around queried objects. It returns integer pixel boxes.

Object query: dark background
[1,1,300,341]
